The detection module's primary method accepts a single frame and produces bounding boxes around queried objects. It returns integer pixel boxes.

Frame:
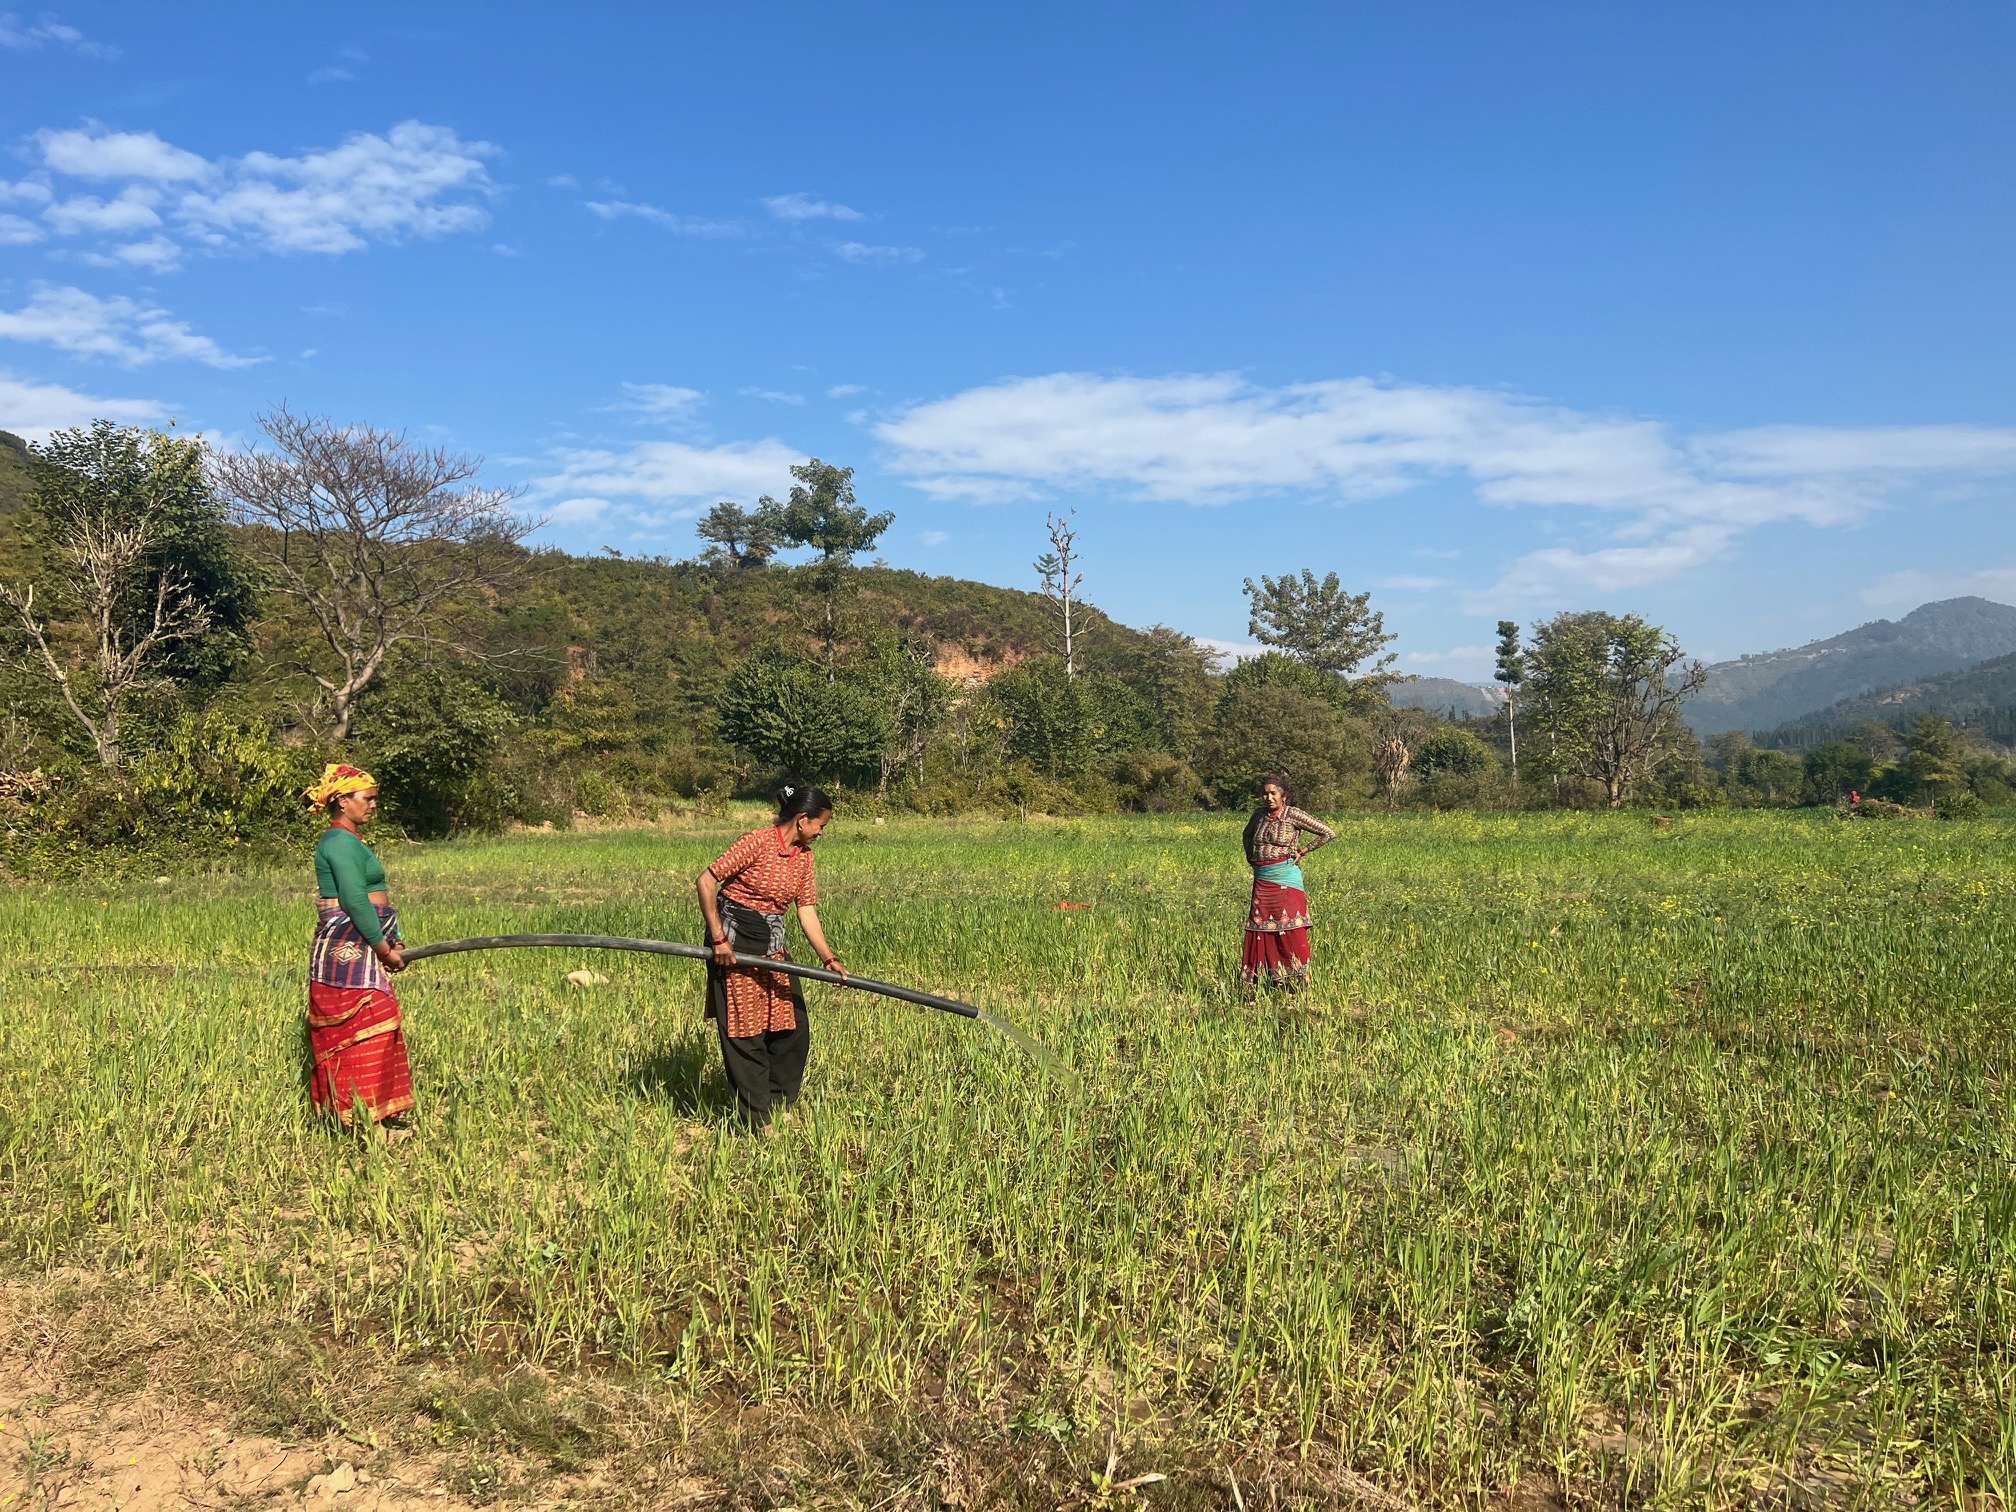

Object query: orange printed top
[708,826,819,912]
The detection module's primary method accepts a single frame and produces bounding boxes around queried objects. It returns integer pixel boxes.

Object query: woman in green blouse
[304,764,413,1127]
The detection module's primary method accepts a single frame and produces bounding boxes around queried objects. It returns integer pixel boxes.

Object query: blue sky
[4,3,2014,677]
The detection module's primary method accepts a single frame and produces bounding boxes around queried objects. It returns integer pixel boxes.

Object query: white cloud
[180,122,498,253]
[609,382,706,420]
[36,125,208,181]
[1195,637,1257,665]
[919,530,950,546]
[42,186,163,235]
[102,235,182,270]
[0,285,261,368]
[0,12,113,55]
[546,174,579,189]
[1402,645,1495,666]
[547,496,612,526]
[763,192,865,222]
[585,199,738,236]
[1374,574,1453,591]
[0,369,167,439]
[876,372,2016,606]
[28,119,497,259]
[834,241,923,264]
[1861,562,2016,609]
[306,66,356,85]
[742,387,805,405]
[528,438,806,526]
[827,383,867,398]
[1,178,53,206]
[0,213,42,245]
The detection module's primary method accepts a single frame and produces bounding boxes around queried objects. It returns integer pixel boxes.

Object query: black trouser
[713,1005,809,1127]
[705,901,810,1127]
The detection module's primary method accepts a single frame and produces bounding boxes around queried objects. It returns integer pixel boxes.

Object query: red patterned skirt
[1243,879,1312,987]
[308,982,414,1124]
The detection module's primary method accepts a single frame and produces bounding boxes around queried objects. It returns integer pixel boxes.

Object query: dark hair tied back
[777,783,834,823]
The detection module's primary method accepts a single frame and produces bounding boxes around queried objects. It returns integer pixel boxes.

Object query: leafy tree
[1195,684,1368,808]
[852,632,954,792]
[351,663,518,837]
[756,459,892,678]
[1524,610,1707,809]
[1731,747,1804,807]
[1415,726,1495,778]
[0,423,252,767]
[695,501,779,569]
[984,659,1151,779]
[1802,741,1874,804]
[1893,714,1970,809]
[716,646,889,785]
[1706,729,1753,773]
[1241,570,1397,701]
[1104,624,1219,757]
[212,406,535,740]
[1493,619,1524,779]
[1219,649,1346,708]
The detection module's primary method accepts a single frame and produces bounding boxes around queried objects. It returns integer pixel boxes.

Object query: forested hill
[1757,652,2016,750]
[1689,596,2016,734]
[509,550,1155,706]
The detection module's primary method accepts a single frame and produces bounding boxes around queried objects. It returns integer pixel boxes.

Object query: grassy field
[2,811,2013,1508]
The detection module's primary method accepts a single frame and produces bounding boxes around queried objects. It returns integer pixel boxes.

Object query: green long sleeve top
[314,824,389,944]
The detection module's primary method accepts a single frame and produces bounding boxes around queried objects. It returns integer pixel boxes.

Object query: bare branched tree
[212,407,537,739]
[1373,727,1412,810]
[1034,509,1084,679]
[1,518,210,768]
[0,425,218,768]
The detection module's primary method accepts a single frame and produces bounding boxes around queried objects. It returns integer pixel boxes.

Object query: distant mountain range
[1391,676,1506,719]
[1687,597,2016,735]
[1757,652,2016,749]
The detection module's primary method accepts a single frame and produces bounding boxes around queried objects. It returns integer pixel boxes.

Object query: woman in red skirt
[303,764,414,1131]
[1241,773,1334,988]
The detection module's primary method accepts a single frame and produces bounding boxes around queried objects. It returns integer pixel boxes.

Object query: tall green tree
[695,501,779,569]
[716,647,889,785]
[0,422,255,767]
[1494,618,1525,779]
[1241,570,1397,704]
[756,459,892,679]
[1524,610,1706,809]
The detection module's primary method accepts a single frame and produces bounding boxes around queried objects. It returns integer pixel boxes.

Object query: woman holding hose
[696,785,846,1128]
[304,764,413,1129]
[1241,772,1334,989]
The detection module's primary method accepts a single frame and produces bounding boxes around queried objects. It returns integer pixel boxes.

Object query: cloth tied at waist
[720,897,788,957]
[312,902,401,991]
[1252,859,1305,890]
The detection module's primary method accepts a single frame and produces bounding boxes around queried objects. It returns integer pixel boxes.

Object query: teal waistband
[1253,860,1304,889]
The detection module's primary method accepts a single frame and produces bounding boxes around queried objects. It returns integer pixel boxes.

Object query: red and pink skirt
[308,982,414,1124]
[1243,879,1312,987]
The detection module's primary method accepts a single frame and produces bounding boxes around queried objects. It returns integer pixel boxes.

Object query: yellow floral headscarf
[304,763,377,807]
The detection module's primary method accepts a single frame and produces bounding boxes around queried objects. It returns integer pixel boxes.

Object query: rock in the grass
[565,969,610,987]
[154,875,171,885]
[327,1462,356,1493]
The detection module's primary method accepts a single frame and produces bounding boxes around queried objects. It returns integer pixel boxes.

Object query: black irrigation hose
[400,933,980,1018]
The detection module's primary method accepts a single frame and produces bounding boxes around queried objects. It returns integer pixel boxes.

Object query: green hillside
[1690,596,2016,734]
[1758,651,2016,749]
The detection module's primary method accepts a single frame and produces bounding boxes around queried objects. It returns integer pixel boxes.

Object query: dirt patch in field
[1,1357,494,1512]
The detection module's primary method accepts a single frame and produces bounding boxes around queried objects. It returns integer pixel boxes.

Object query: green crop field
[2,812,2013,1507]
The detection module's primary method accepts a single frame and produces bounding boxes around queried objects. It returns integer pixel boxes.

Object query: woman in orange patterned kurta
[695,785,844,1126]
